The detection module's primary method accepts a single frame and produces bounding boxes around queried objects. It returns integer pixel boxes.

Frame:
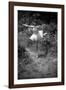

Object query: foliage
[18,11,57,79]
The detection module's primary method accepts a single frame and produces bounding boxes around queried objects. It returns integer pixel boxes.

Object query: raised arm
[22,24,29,27]
[22,24,34,28]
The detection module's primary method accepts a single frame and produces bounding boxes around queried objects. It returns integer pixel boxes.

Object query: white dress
[29,33,37,41]
[29,30,43,41]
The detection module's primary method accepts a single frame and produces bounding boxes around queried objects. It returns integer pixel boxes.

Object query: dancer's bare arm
[23,24,34,28]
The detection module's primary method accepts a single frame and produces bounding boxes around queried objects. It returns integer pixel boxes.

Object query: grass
[18,39,57,79]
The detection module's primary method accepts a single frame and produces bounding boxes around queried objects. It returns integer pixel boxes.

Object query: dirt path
[19,48,57,79]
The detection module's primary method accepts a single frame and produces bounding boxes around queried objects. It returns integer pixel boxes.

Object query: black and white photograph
[18,11,57,79]
[9,2,64,88]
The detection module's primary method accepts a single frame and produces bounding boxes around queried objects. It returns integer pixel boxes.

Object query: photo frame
[9,1,64,88]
